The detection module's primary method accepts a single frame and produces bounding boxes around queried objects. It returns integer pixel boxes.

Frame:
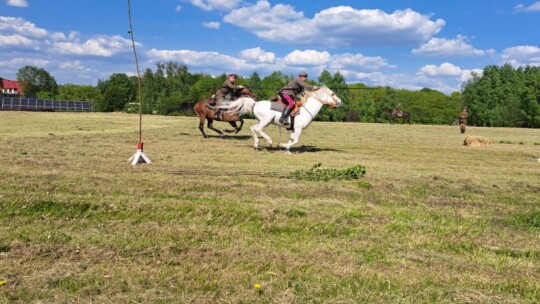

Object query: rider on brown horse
[392,102,403,117]
[211,73,244,120]
[459,106,469,133]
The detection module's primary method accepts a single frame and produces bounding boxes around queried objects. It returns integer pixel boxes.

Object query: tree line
[6,63,540,127]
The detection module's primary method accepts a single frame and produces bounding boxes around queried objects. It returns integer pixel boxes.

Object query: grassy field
[0,111,539,303]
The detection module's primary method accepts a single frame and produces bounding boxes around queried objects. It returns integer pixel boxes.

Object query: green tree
[462,64,540,127]
[260,71,289,100]
[16,65,58,97]
[95,73,132,112]
[57,84,102,109]
[246,72,263,99]
[100,86,126,112]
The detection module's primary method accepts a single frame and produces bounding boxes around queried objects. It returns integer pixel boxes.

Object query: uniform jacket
[215,79,241,101]
[280,77,316,96]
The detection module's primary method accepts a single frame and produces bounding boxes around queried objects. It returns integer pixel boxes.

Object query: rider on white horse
[278,71,319,125]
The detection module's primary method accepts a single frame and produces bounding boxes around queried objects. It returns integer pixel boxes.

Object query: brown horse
[385,109,411,125]
[167,87,257,138]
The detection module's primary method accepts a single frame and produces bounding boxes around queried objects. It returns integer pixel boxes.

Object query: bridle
[305,88,340,108]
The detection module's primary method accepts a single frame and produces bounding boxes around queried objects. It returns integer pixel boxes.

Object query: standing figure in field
[392,102,403,117]
[212,73,244,120]
[278,71,319,125]
[459,106,469,134]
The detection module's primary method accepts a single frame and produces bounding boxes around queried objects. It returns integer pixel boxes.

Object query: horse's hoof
[284,150,292,155]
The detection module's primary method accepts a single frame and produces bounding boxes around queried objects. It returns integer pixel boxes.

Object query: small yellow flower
[254,283,261,289]
[0,280,6,286]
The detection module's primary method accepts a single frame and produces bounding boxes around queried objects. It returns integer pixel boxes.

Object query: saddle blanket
[270,102,285,112]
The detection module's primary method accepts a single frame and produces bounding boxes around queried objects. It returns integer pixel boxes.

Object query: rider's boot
[214,109,222,120]
[279,107,293,125]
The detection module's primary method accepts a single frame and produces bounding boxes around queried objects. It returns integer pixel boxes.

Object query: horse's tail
[226,97,256,115]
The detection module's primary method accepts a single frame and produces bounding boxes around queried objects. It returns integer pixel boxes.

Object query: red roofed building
[1,79,25,97]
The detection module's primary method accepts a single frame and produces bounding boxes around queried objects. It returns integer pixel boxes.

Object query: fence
[0,97,93,112]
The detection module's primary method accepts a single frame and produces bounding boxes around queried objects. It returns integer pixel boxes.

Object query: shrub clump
[289,163,366,181]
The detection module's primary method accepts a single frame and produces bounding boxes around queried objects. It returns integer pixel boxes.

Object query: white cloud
[515,2,540,12]
[460,69,483,83]
[0,57,49,69]
[501,45,540,66]
[0,16,48,38]
[202,21,220,29]
[418,62,462,77]
[224,1,303,32]
[59,60,84,70]
[283,50,331,66]
[412,35,491,56]
[147,49,256,72]
[224,1,444,47]
[239,47,275,63]
[189,0,241,11]
[6,0,28,8]
[0,34,33,47]
[175,5,182,13]
[329,53,389,70]
[53,35,133,57]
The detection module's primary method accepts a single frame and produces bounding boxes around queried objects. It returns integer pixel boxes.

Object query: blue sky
[1,0,539,94]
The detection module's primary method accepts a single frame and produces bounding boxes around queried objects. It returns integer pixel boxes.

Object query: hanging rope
[127,0,142,143]
[126,0,151,166]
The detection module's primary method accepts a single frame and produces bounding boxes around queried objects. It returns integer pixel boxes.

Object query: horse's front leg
[250,125,260,149]
[224,121,238,133]
[199,123,208,138]
[279,128,303,152]
[207,120,224,136]
[235,119,244,134]
[198,115,208,138]
[250,122,273,150]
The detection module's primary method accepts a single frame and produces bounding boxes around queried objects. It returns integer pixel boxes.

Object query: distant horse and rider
[166,86,257,138]
[385,102,411,125]
[459,106,468,134]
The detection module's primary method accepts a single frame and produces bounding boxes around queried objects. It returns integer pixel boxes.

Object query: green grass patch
[508,210,540,230]
[289,163,366,181]
[12,200,98,218]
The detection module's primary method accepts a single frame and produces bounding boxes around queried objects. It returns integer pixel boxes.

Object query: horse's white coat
[226,86,343,152]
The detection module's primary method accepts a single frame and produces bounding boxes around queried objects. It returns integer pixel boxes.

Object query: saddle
[270,95,307,116]
[205,96,217,109]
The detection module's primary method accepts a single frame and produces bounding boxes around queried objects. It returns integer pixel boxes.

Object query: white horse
[226,86,343,153]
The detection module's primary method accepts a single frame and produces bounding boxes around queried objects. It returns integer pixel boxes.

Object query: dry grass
[0,111,539,303]
[464,135,492,147]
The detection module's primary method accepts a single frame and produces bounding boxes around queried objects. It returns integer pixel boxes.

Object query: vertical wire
[127,0,142,143]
